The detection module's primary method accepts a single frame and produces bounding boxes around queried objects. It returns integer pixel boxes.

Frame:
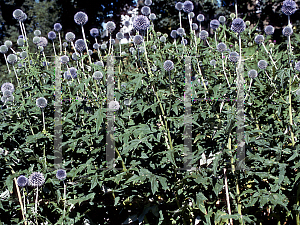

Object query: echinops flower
[177,28,185,36]
[199,30,208,40]
[141,6,151,16]
[93,71,103,80]
[7,54,18,64]
[101,43,107,50]
[20,51,27,59]
[37,37,48,47]
[56,169,67,180]
[282,26,293,36]
[13,9,24,21]
[149,13,156,20]
[281,0,297,16]
[192,23,198,30]
[160,36,166,42]
[75,39,86,52]
[93,43,99,49]
[231,18,246,33]
[54,23,62,32]
[188,12,195,18]
[183,1,194,13]
[116,32,124,40]
[133,15,150,31]
[34,30,41,36]
[29,172,45,187]
[145,0,152,6]
[254,35,264,44]
[258,60,268,70]
[60,55,69,64]
[36,97,47,108]
[33,37,40,44]
[163,60,174,71]
[248,69,258,79]
[108,100,120,111]
[229,51,239,63]
[217,42,227,52]
[72,52,80,61]
[90,28,99,38]
[210,19,220,30]
[17,175,28,187]
[94,61,104,67]
[218,16,226,24]
[210,59,217,66]
[48,31,56,40]
[1,83,15,94]
[63,42,68,48]
[197,14,205,22]
[65,32,75,42]
[133,35,144,45]
[4,40,12,48]
[106,21,116,33]
[175,2,184,11]
[0,45,8,54]
[170,30,178,39]
[74,11,88,25]
[264,25,275,35]
[17,38,24,47]
[295,61,300,71]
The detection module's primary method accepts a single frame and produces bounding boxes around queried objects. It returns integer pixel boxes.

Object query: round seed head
[3,90,12,97]
[1,95,14,103]
[36,97,47,108]
[170,30,178,39]
[149,13,156,20]
[124,20,130,27]
[75,39,86,52]
[94,61,104,67]
[210,59,217,66]
[93,71,103,80]
[189,12,195,18]
[133,35,144,45]
[54,23,62,32]
[258,60,268,70]
[160,36,166,42]
[197,14,205,22]
[282,26,293,36]
[20,51,27,59]
[63,42,68,47]
[175,2,184,11]
[106,21,116,33]
[281,0,297,16]
[177,27,185,36]
[20,13,27,22]
[13,9,24,20]
[108,100,120,111]
[29,172,45,187]
[34,30,41,36]
[181,38,188,45]
[7,54,18,64]
[87,49,93,55]
[145,0,152,5]
[17,175,28,187]
[37,37,48,47]
[4,40,12,48]
[48,31,56,40]
[133,15,150,31]
[163,60,174,71]
[56,169,66,180]
[229,51,239,63]
[60,55,69,64]
[210,19,220,30]
[116,32,124,40]
[69,67,77,77]
[183,1,194,13]
[65,32,75,42]
[90,28,99,38]
[93,43,99,49]
[0,45,8,54]
[74,11,88,25]
[17,38,25,46]
[219,16,226,24]
[192,23,198,30]
[254,35,264,44]
[295,61,300,71]
[101,43,107,50]
[264,25,275,35]
[141,6,151,16]
[217,42,227,52]
[33,36,40,44]
[199,30,209,40]
[231,18,246,33]
[248,69,258,79]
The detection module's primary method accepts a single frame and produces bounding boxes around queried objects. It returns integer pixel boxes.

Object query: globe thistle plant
[145,0,152,5]
[75,39,86,52]
[108,100,120,111]
[210,59,217,67]
[183,1,194,13]
[93,71,104,80]
[149,13,156,21]
[217,42,227,53]
[141,6,151,16]
[199,30,209,40]
[17,175,28,187]
[133,35,144,45]
[177,28,185,37]
[295,61,300,72]
[56,169,67,180]
[254,35,265,44]
[34,30,41,36]
[264,25,275,35]
[48,31,57,56]
[133,15,150,31]
[229,51,239,63]
[282,26,293,36]
[281,0,297,16]
[163,60,174,71]
[65,32,76,42]
[218,16,226,24]
[248,69,258,79]
[231,18,246,33]
[258,60,268,70]
[210,19,220,31]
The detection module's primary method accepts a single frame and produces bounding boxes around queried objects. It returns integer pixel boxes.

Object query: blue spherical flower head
[217,42,227,53]
[48,31,56,40]
[133,15,150,31]
[295,61,300,71]
[177,28,185,37]
[229,51,239,63]
[145,0,152,6]
[65,32,75,42]
[116,32,124,40]
[258,60,268,70]
[56,169,67,180]
[90,28,99,38]
[106,21,116,33]
[210,19,220,31]
[17,175,28,187]
[231,18,246,33]
[29,172,45,187]
[170,30,178,39]
[93,71,103,80]
[282,26,293,36]
[74,11,88,25]
[0,45,8,54]
[248,69,258,79]
[163,60,174,71]
[54,23,62,32]
[199,30,208,40]
[36,97,47,108]
[133,35,144,45]
[149,13,156,20]
[37,37,48,47]
[60,55,69,64]
[141,6,151,16]
[197,14,205,22]
[13,9,24,21]
[1,82,14,93]
[175,2,184,11]
[7,54,18,64]
[264,25,275,35]
[183,1,194,13]
[75,39,86,52]
[282,0,297,16]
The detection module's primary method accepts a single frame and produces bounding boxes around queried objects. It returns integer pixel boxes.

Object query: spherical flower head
[20,51,27,59]
[93,43,99,49]
[64,71,71,79]
[7,54,18,64]
[231,18,246,33]
[93,71,103,80]
[65,32,75,42]
[177,28,185,36]
[60,55,69,64]
[151,65,157,71]
[36,97,47,108]
[229,51,239,63]
[199,30,209,40]
[133,35,144,45]
[34,30,41,36]
[90,28,99,38]
[88,49,93,55]
[217,42,227,52]
[17,38,25,47]
[17,175,28,187]
[192,23,198,30]
[37,37,48,47]
[183,1,194,13]
[141,6,151,16]
[94,61,104,67]
[264,25,274,35]
[124,20,130,27]
[74,11,88,25]
[69,67,77,77]
[189,12,195,18]
[0,45,8,54]
[149,13,156,20]
[248,69,258,79]
[106,21,116,33]
[145,0,152,6]
[29,172,45,187]
[181,39,188,45]
[175,2,184,11]
[38,46,44,52]
[170,30,178,39]
[63,42,68,48]
[20,13,27,22]
[210,59,217,66]
[48,31,56,40]
[295,61,300,71]
[138,46,145,53]
[3,90,12,97]
[254,35,264,44]
[197,14,205,22]
[281,0,297,16]
[163,60,174,71]
[1,82,14,93]
[108,100,120,111]
[160,36,166,42]
[13,9,24,20]
[33,37,40,44]
[258,60,268,70]
[210,19,220,30]
[54,23,62,32]
[4,40,13,48]
[282,26,293,36]
[101,43,107,50]
[75,39,86,52]
[116,32,124,40]
[56,169,66,180]
[133,15,150,31]
[218,16,226,24]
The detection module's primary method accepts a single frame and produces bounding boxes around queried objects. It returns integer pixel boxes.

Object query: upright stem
[58,32,62,55]
[179,11,182,28]
[81,25,91,63]
[224,168,233,225]
[63,181,66,223]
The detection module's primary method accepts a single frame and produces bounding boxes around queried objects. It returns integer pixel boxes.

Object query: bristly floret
[163,60,174,71]
[29,172,45,187]
[210,19,220,30]
[264,25,275,35]
[90,28,99,38]
[258,60,268,70]
[17,175,28,187]
[281,0,297,16]
[229,52,239,63]
[183,1,194,13]
[282,26,293,36]
[54,23,62,32]
[56,169,67,180]
[133,15,150,31]
[74,11,88,25]
[231,18,246,33]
